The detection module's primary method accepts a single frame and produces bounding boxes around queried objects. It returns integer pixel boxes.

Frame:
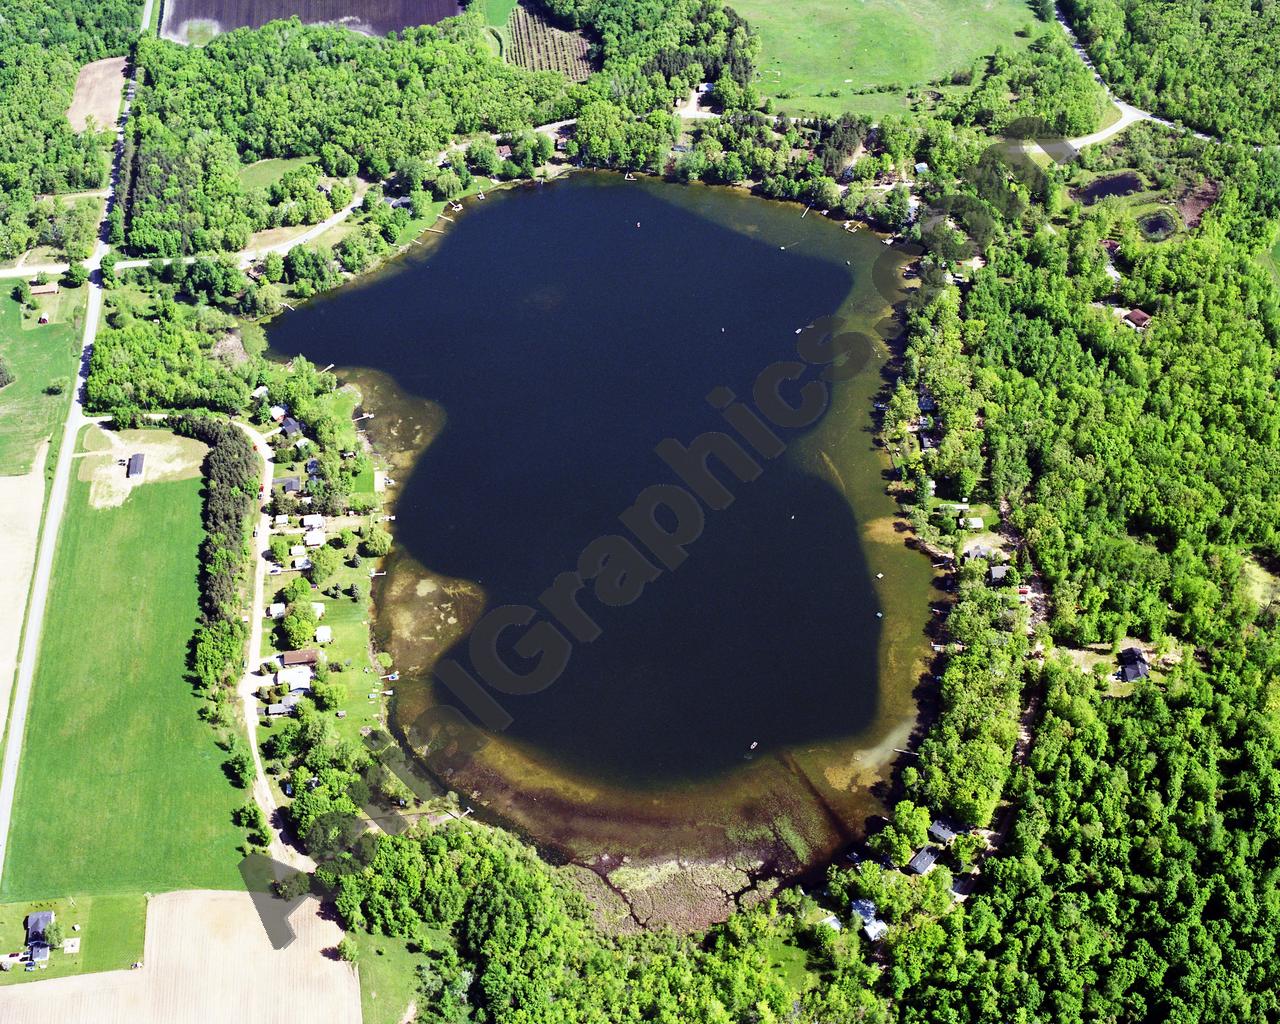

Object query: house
[126,453,144,479]
[914,161,929,175]
[281,649,320,667]
[962,516,985,531]
[265,702,292,717]
[314,625,333,644]
[276,665,313,691]
[928,819,959,845]
[862,919,889,942]
[906,846,939,875]
[310,602,325,619]
[496,144,514,161]
[267,602,285,619]
[25,911,53,945]
[1123,308,1152,330]
[300,514,325,529]
[918,390,937,413]
[29,281,58,296]
[303,529,326,548]
[281,416,303,437]
[251,384,270,400]
[273,513,289,527]
[28,942,50,965]
[988,564,1010,583]
[278,477,302,494]
[818,915,843,932]
[849,898,878,925]
[1100,238,1120,255]
[290,544,307,558]
[269,405,286,422]
[291,557,312,571]
[1118,647,1150,682]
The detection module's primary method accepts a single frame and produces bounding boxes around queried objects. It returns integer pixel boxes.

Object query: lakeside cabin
[281,648,320,668]
[125,453,144,479]
[928,819,959,845]
[989,564,1010,584]
[907,846,939,875]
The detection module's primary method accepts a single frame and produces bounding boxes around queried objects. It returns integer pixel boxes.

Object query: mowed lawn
[0,291,83,476]
[1,464,244,900]
[733,0,1036,116]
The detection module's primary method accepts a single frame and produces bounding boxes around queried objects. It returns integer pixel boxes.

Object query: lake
[267,173,937,879]
[161,0,461,42]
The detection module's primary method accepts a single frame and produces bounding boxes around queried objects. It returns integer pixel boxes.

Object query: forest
[0,0,141,258]
[1063,0,1280,144]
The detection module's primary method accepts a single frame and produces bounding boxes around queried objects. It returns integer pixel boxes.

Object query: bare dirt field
[0,442,48,752]
[67,58,127,134]
[76,425,206,509]
[0,890,360,1024]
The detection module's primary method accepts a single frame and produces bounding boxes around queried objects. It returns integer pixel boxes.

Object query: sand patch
[67,57,127,134]
[76,426,207,509]
[0,441,49,747]
[0,890,359,1024]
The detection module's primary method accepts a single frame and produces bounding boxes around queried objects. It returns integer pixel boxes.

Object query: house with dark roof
[906,846,939,875]
[1118,647,1150,682]
[281,649,320,667]
[278,476,301,494]
[928,819,959,845]
[25,911,53,945]
[1123,308,1152,330]
[849,898,878,924]
[281,416,303,438]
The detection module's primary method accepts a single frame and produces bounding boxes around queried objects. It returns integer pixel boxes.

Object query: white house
[276,665,313,692]
[304,529,326,548]
[315,625,333,644]
[267,602,285,619]
[300,514,325,529]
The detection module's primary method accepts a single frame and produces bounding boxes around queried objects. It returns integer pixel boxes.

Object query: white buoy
[750,741,758,750]
[876,572,884,579]
[876,612,883,618]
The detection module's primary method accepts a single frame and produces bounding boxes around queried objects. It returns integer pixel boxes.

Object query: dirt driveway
[67,57,127,133]
[0,890,360,1024]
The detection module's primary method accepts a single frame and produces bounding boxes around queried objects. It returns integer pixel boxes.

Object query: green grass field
[0,894,145,985]
[479,0,520,27]
[0,444,245,900]
[238,156,316,191]
[0,291,83,476]
[732,0,1037,117]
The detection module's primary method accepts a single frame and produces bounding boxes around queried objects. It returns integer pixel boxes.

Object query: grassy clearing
[354,931,439,1024]
[0,893,146,984]
[0,438,245,900]
[0,291,83,476]
[238,156,316,191]
[733,0,1037,117]
[479,0,519,27]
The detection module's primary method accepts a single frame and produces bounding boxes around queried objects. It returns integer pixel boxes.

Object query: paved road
[0,8,145,882]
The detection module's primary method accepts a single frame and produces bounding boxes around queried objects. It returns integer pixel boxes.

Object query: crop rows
[507,3,592,83]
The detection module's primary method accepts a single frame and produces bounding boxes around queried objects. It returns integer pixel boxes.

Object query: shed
[251,385,270,400]
[314,625,333,644]
[125,453,144,479]
[817,915,842,932]
[310,602,326,619]
[914,161,929,175]
[300,513,325,529]
[269,405,286,422]
[1123,308,1152,330]
[281,416,303,437]
[25,911,53,945]
[496,144,514,160]
[988,564,1010,583]
[907,846,939,875]
[281,649,320,667]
